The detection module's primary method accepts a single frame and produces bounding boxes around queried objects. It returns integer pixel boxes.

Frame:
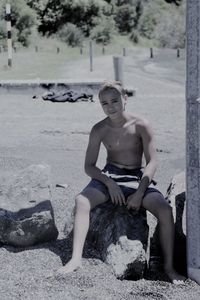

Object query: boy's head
[98,81,126,101]
[98,81,127,119]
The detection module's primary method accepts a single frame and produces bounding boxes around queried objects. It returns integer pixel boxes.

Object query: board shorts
[83,163,163,201]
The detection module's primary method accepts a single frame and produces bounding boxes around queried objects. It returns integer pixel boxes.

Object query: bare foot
[165,268,186,284]
[55,259,82,277]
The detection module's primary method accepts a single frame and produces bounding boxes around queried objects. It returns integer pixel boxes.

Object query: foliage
[0,0,37,46]
[25,0,111,36]
[9,0,186,49]
[138,0,169,39]
[129,29,140,44]
[0,20,6,42]
[58,23,84,47]
[165,0,183,5]
[153,1,186,48]
[114,4,136,33]
[90,15,116,44]
[113,0,145,33]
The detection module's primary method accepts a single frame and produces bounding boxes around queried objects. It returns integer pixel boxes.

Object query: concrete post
[186,0,200,284]
[113,56,124,85]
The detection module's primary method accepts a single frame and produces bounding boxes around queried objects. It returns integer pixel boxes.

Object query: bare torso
[99,115,143,169]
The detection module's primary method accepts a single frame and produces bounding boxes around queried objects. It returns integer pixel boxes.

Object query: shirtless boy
[57,81,185,284]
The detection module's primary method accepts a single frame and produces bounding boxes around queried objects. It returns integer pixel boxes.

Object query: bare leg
[142,192,186,284]
[56,187,108,275]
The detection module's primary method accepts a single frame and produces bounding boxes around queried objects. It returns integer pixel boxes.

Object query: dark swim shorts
[83,163,162,200]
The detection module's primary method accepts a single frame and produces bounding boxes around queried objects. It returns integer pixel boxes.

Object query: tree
[114,4,136,33]
[90,15,116,44]
[0,0,37,46]
[164,0,183,5]
[58,23,84,47]
[25,0,111,36]
[138,0,169,39]
[153,0,186,48]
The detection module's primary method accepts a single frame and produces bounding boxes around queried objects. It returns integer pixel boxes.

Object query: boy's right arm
[84,124,125,205]
[84,124,110,185]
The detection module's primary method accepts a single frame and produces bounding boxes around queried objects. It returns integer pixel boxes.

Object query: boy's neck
[107,112,128,128]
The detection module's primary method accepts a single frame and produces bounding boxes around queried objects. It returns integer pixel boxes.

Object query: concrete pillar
[113,56,124,85]
[186,0,200,284]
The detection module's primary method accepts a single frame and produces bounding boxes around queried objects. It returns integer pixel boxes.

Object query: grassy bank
[0,35,159,80]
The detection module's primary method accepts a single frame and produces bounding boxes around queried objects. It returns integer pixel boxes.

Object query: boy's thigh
[81,179,109,210]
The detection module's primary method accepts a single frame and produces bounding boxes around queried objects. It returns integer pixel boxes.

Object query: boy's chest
[102,126,142,151]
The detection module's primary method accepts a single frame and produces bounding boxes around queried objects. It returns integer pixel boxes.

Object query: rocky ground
[0,48,200,299]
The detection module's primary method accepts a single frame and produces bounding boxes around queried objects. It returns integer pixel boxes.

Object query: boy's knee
[75,194,90,211]
[158,200,173,220]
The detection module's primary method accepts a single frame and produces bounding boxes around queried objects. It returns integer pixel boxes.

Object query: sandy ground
[0,48,200,299]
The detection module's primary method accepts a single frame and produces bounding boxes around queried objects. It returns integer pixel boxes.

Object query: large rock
[149,172,186,276]
[86,201,149,280]
[0,165,58,246]
[165,171,186,235]
[106,236,146,280]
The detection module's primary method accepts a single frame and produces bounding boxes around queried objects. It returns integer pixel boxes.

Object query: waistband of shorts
[102,163,157,186]
[102,163,143,176]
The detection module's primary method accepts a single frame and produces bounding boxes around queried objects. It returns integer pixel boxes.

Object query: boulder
[165,171,186,235]
[106,236,146,280]
[0,165,58,246]
[86,201,149,280]
[149,171,187,276]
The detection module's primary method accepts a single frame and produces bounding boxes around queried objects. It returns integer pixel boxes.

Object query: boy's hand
[106,179,126,206]
[126,191,143,211]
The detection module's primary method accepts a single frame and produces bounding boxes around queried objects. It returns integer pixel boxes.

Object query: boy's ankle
[71,256,82,263]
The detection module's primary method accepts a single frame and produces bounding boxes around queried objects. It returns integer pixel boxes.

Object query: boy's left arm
[127,120,157,210]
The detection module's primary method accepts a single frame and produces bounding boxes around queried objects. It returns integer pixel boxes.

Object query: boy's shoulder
[127,113,151,128]
[90,118,108,137]
[91,118,108,131]
[126,113,153,137]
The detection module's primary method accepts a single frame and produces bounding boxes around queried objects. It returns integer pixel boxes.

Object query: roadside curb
[0,79,136,96]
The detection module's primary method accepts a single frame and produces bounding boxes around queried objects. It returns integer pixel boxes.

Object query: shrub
[0,20,6,41]
[153,3,186,48]
[114,4,136,33]
[58,23,84,47]
[138,0,169,39]
[90,16,116,44]
[129,30,140,44]
[0,0,37,47]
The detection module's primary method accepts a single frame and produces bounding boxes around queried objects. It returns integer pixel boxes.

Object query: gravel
[0,48,200,299]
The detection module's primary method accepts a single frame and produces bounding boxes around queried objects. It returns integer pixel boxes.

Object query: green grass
[0,35,182,80]
[0,35,145,80]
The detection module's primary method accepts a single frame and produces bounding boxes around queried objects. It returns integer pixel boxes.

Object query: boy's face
[99,88,126,119]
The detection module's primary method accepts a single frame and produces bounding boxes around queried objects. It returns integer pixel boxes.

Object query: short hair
[98,81,126,101]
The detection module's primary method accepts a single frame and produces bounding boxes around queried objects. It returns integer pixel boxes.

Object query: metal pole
[177,48,180,58]
[89,41,93,72]
[123,47,126,57]
[150,48,153,58]
[186,0,200,285]
[6,3,12,67]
